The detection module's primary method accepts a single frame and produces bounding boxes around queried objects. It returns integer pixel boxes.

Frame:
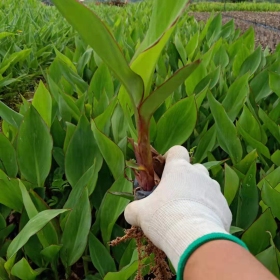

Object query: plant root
[110,226,173,280]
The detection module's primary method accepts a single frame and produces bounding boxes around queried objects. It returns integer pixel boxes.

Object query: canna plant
[51,0,199,193]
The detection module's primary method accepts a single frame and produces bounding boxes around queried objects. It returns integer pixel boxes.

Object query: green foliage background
[0,0,280,279]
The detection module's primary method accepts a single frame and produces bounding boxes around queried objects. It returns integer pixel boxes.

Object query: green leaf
[224,164,239,206]
[7,209,69,259]
[109,192,134,201]
[239,46,262,76]
[0,170,22,212]
[61,188,91,267]
[40,245,62,262]
[52,0,143,107]
[104,255,138,280]
[236,162,258,230]
[140,61,200,119]
[0,101,23,129]
[92,121,124,180]
[155,95,197,154]
[269,71,280,98]
[236,121,270,159]
[11,258,45,280]
[234,149,258,175]
[222,73,249,121]
[202,161,224,170]
[0,133,18,177]
[208,92,242,164]
[230,226,244,235]
[65,115,100,187]
[100,176,132,245]
[194,125,216,163]
[17,106,53,187]
[89,233,116,278]
[131,0,190,97]
[271,150,280,166]
[242,208,277,255]
[258,167,280,190]
[262,182,280,220]
[259,108,280,144]
[32,81,52,127]
[0,258,9,280]
[251,70,272,102]
[239,105,263,142]
[256,246,280,277]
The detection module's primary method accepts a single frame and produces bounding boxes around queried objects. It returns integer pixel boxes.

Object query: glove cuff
[177,233,248,280]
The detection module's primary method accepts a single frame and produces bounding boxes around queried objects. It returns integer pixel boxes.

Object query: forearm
[184,240,277,280]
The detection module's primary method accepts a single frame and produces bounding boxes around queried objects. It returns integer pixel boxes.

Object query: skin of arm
[184,240,277,280]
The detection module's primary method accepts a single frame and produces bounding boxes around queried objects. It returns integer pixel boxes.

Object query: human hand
[124,146,233,270]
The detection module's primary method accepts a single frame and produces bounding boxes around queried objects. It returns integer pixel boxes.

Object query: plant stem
[135,114,155,191]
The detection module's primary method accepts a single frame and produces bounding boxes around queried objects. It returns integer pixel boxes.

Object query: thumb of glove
[124,199,144,227]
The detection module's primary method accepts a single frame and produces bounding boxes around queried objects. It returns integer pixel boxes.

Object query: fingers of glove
[124,200,144,227]
[162,146,191,180]
[193,163,209,177]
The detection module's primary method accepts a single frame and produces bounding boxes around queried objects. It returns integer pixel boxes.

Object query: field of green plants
[1,0,280,279]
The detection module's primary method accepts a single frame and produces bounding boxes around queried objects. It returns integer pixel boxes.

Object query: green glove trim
[177,233,248,280]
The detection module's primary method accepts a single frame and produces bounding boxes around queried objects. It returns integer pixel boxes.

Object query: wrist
[177,233,248,280]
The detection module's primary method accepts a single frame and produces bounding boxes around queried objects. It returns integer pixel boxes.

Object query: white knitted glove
[124,146,234,272]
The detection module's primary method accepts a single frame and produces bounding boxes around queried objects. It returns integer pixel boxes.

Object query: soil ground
[191,12,280,51]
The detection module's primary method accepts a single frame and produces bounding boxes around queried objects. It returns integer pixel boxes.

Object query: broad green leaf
[236,121,270,159]
[100,176,131,245]
[194,66,220,94]
[269,71,280,98]
[186,31,199,60]
[251,70,272,102]
[40,245,62,262]
[155,95,197,154]
[17,106,53,187]
[242,208,277,255]
[140,61,200,119]
[194,125,216,163]
[256,246,280,277]
[92,121,124,180]
[89,233,116,278]
[234,149,258,175]
[0,258,9,280]
[7,209,69,259]
[224,164,239,206]
[0,170,22,212]
[230,226,244,235]
[109,192,134,201]
[262,182,280,220]
[61,188,91,267]
[203,161,224,170]
[213,45,229,68]
[258,167,280,190]
[222,73,249,121]
[52,0,143,107]
[32,81,52,127]
[131,0,190,97]
[236,162,258,229]
[208,92,242,164]
[206,14,222,45]
[65,115,100,187]
[271,150,280,166]
[239,105,263,142]
[104,261,138,280]
[0,101,23,129]
[239,46,262,76]
[11,258,45,280]
[0,133,18,177]
[259,108,280,144]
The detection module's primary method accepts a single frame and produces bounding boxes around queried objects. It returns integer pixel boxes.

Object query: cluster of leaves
[189,2,280,11]
[0,0,75,99]
[1,0,280,279]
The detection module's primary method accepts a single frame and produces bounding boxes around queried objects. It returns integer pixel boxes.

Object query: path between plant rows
[191,12,280,51]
